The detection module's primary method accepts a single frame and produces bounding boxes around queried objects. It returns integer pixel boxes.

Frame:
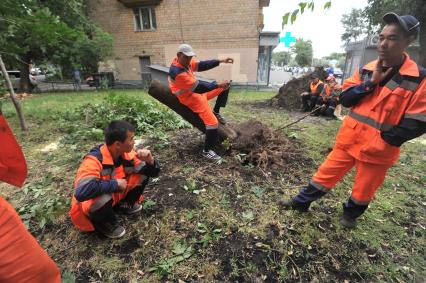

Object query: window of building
[133,7,157,31]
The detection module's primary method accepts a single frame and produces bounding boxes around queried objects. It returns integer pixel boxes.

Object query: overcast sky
[263,0,368,58]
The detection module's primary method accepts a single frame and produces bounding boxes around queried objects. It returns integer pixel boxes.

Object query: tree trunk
[19,53,32,93]
[417,13,426,67]
[0,55,28,131]
[412,0,426,67]
[148,80,238,140]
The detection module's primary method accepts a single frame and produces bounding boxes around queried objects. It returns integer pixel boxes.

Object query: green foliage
[0,74,5,99]
[291,38,313,67]
[142,199,157,210]
[57,92,190,143]
[341,8,369,43]
[0,0,114,89]
[312,58,331,68]
[183,179,200,195]
[197,223,223,247]
[61,272,76,283]
[364,0,423,29]
[149,241,193,277]
[282,1,331,28]
[272,51,292,66]
[242,211,255,223]
[19,174,69,230]
[251,186,266,198]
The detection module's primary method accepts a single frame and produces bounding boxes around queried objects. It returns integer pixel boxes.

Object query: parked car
[30,68,47,82]
[5,70,38,91]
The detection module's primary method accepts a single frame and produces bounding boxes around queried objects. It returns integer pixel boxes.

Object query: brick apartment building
[88,0,278,84]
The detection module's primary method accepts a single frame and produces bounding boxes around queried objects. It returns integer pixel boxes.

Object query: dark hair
[105,120,135,146]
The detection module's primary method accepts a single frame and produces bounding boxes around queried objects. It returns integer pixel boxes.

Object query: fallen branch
[276,106,323,131]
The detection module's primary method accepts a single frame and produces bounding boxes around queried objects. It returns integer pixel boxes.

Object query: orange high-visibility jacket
[69,144,152,231]
[0,113,60,283]
[336,54,426,165]
[321,84,332,98]
[0,113,27,187]
[168,58,224,112]
[310,80,324,95]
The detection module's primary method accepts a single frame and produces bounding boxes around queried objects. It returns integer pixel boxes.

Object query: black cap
[310,73,319,79]
[383,12,420,38]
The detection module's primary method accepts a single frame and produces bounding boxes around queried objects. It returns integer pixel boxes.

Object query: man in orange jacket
[315,75,341,119]
[0,111,61,282]
[301,73,324,112]
[69,120,160,238]
[280,13,425,228]
[169,44,234,161]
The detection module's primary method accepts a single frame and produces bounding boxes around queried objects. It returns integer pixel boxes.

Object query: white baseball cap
[177,44,196,56]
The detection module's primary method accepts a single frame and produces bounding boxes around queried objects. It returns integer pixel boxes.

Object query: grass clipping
[229,119,304,171]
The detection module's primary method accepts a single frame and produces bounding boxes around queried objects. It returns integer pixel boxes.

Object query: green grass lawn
[1,89,425,282]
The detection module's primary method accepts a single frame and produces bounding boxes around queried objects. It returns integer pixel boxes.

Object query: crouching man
[69,120,160,238]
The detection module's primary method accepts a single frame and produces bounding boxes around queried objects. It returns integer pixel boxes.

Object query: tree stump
[148,80,238,141]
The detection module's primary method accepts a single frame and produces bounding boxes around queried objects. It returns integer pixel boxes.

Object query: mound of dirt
[230,119,306,171]
[272,67,328,109]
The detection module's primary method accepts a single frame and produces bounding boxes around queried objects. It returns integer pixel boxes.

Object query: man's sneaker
[118,202,143,215]
[278,199,309,212]
[202,149,221,161]
[339,215,357,229]
[214,112,227,124]
[94,220,126,239]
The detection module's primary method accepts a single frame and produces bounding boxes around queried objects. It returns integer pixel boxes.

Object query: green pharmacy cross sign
[280,32,296,47]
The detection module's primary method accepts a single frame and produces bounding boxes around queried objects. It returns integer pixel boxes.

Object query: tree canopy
[291,39,313,67]
[341,8,369,43]
[272,51,292,66]
[0,0,113,91]
[283,1,426,66]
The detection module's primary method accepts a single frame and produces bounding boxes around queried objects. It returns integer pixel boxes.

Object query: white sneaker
[202,150,221,161]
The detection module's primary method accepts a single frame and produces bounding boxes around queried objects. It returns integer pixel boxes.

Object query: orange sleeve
[404,79,426,122]
[0,114,27,187]
[342,68,362,91]
[74,156,102,188]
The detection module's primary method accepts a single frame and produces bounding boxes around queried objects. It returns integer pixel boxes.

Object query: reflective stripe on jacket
[336,53,426,165]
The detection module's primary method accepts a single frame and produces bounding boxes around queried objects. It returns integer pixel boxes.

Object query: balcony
[117,0,162,8]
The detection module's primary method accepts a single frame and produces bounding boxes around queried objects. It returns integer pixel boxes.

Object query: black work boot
[93,220,126,239]
[117,202,143,215]
[279,199,310,212]
[89,199,126,239]
[339,215,357,228]
[340,198,369,229]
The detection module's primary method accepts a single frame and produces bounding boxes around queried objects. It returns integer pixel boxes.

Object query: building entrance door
[139,56,151,88]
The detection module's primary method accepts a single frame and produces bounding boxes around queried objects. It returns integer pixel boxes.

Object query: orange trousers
[178,88,224,127]
[311,148,392,204]
[0,196,61,283]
